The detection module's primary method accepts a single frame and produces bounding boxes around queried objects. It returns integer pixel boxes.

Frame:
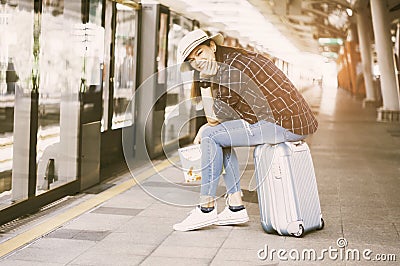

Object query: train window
[111,3,138,129]
[101,0,112,132]
[88,0,103,26]
[0,0,34,209]
[35,0,86,195]
[157,13,168,84]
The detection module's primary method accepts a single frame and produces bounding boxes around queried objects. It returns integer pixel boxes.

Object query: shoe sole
[174,218,218,232]
[215,217,249,226]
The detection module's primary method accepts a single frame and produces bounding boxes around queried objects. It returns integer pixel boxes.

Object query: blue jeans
[200,119,306,197]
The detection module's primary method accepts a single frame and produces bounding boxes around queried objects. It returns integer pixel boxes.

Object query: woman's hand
[193,123,213,144]
[199,60,219,80]
[193,121,220,144]
[193,124,209,144]
[206,117,219,127]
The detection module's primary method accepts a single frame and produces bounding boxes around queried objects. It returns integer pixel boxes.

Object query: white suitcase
[253,141,324,237]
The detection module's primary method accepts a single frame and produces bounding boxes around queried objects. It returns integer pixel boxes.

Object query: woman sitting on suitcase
[173,29,318,232]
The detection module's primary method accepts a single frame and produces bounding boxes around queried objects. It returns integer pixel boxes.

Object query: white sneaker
[173,206,218,232]
[215,206,249,226]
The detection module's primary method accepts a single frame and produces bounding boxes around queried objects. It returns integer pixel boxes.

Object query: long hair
[190,44,248,104]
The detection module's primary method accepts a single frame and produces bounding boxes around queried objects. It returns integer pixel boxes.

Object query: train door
[101,0,140,168]
[0,0,104,225]
[134,3,170,160]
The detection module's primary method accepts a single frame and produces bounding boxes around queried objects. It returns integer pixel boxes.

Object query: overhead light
[346,8,353,16]
[328,9,348,29]
[318,38,343,45]
[345,0,357,6]
[321,52,338,59]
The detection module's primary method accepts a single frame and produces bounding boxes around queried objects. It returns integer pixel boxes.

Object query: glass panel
[157,13,168,84]
[36,0,83,194]
[101,0,113,132]
[111,3,137,129]
[89,0,102,26]
[0,1,34,209]
[163,14,194,144]
[86,0,104,94]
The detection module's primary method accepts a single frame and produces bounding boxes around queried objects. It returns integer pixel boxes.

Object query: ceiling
[155,0,400,60]
[251,0,351,53]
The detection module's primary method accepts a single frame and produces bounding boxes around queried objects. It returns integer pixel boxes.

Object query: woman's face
[186,41,216,72]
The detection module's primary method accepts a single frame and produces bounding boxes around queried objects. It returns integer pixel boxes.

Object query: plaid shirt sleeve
[211,51,318,136]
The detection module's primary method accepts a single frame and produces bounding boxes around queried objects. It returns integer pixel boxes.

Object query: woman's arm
[193,119,218,145]
[200,87,220,126]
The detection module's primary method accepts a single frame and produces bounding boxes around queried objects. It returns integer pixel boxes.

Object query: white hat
[177,29,224,72]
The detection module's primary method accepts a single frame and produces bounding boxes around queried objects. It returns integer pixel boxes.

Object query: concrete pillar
[370,0,400,114]
[356,7,376,106]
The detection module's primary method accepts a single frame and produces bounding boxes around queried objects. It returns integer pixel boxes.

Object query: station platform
[0,84,399,265]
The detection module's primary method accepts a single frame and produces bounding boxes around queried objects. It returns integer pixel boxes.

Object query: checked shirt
[211,50,318,136]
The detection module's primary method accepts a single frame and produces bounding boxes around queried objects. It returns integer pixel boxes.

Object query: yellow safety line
[0,158,177,258]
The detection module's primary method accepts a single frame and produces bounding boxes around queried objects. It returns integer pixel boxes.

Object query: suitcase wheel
[317,218,325,230]
[293,225,304,238]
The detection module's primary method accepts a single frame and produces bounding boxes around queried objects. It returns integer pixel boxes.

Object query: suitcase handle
[291,140,305,146]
